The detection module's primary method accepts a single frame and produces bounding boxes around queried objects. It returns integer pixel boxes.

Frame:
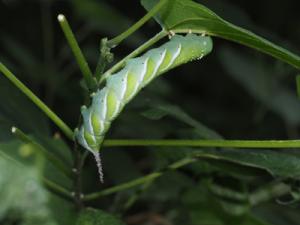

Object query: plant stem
[73,143,84,209]
[57,14,96,91]
[83,157,195,201]
[11,127,73,179]
[94,38,114,81]
[99,30,168,84]
[102,139,300,149]
[0,63,74,140]
[107,0,168,47]
[42,178,73,201]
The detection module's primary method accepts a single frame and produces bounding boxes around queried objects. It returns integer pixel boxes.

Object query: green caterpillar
[75,33,213,153]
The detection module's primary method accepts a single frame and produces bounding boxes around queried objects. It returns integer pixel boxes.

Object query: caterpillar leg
[168,30,175,39]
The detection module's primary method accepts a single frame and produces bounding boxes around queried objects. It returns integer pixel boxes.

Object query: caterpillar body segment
[75,34,213,153]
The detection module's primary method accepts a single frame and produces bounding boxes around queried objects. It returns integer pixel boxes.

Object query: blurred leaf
[76,208,125,225]
[141,0,300,69]
[0,77,50,140]
[182,181,270,225]
[0,154,57,225]
[219,47,300,125]
[72,0,145,46]
[142,104,223,139]
[1,36,40,74]
[144,171,194,202]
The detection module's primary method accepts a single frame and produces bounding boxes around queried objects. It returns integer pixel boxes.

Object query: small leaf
[76,208,125,225]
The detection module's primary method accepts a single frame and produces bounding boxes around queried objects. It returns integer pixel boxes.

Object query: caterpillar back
[75,34,213,153]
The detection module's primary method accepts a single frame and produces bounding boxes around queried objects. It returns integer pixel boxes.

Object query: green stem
[57,14,96,91]
[83,157,195,201]
[0,63,74,140]
[42,178,73,201]
[12,127,73,179]
[99,30,168,84]
[94,38,114,81]
[102,139,300,149]
[107,0,168,47]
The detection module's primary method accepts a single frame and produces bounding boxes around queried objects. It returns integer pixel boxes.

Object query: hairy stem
[0,63,74,140]
[107,0,168,47]
[102,139,300,149]
[57,14,96,91]
[99,30,168,84]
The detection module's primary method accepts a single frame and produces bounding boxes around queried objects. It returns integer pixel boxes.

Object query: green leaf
[196,149,300,178]
[141,0,300,69]
[0,154,57,225]
[76,208,125,225]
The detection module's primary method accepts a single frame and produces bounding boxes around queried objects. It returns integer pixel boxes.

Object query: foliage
[0,0,299,224]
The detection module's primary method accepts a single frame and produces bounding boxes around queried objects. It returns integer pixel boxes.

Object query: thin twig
[107,0,168,47]
[102,139,300,149]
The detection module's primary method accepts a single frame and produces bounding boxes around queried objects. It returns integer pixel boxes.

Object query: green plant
[0,0,299,224]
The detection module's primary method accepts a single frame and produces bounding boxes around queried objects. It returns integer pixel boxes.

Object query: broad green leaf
[141,0,300,69]
[0,154,57,225]
[195,149,300,178]
[76,208,125,225]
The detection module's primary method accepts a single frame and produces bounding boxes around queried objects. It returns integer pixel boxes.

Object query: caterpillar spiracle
[75,34,213,181]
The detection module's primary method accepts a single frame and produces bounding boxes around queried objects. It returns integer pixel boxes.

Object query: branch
[102,139,300,149]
